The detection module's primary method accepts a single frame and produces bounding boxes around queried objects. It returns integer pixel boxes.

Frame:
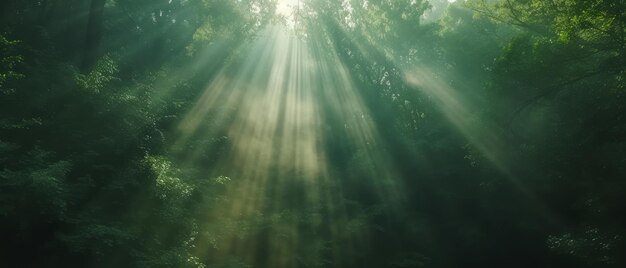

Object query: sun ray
[168,19,411,265]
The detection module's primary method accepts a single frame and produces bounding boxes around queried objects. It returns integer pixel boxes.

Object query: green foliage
[463,144,483,167]
[0,34,24,94]
[548,227,622,266]
[144,155,193,201]
[75,56,119,93]
[212,175,231,185]
[138,240,206,268]
[0,149,71,220]
[389,252,429,268]
[59,224,135,256]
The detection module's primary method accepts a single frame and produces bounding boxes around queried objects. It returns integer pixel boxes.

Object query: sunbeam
[170,23,408,266]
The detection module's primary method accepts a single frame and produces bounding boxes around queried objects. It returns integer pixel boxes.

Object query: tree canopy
[1,0,625,267]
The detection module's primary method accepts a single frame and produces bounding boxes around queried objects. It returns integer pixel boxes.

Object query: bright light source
[276,0,298,16]
[276,0,300,27]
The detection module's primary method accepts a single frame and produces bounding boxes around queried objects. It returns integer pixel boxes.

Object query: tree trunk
[81,0,106,71]
[0,0,14,28]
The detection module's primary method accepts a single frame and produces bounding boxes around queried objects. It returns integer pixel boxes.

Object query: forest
[0,0,625,267]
